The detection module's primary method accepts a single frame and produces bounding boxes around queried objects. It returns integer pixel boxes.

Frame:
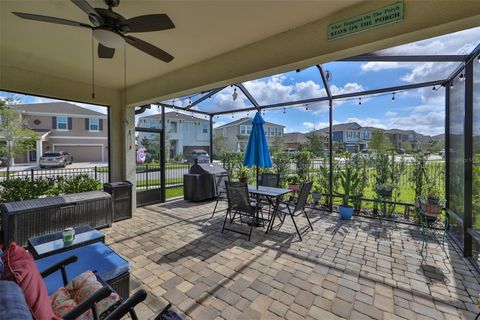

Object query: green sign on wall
[328,2,404,40]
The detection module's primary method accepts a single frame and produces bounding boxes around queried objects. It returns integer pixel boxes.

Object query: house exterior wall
[213,120,284,153]
[23,112,108,163]
[137,115,210,160]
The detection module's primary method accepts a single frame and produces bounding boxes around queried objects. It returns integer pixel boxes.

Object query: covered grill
[184,162,228,201]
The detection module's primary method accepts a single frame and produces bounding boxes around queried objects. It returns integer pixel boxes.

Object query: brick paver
[103,199,480,319]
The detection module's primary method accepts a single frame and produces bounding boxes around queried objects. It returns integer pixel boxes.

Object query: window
[240,125,252,135]
[57,116,68,130]
[170,121,177,133]
[148,120,157,129]
[89,118,99,131]
[277,128,282,136]
[202,124,208,134]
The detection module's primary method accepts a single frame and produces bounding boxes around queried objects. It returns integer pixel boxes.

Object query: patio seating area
[104,200,479,319]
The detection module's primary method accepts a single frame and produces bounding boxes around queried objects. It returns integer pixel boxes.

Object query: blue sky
[1,26,479,137]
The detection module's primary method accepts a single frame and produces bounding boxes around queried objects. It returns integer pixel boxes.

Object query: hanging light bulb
[232,87,238,101]
[477,55,480,63]
[188,97,192,107]
[262,109,266,115]
[283,108,286,114]
[305,104,309,111]
[191,111,194,119]
[358,98,362,105]
[459,73,465,81]
[432,86,436,91]
[391,93,395,101]
[450,82,454,88]
[231,113,234,118]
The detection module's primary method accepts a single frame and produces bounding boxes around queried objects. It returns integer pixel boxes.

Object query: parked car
[0,157,10,167]
[39,151,73,168]
[189,149,210,163]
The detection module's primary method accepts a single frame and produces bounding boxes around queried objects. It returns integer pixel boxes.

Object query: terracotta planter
[288,184,299,193]
[423,200,443,215]
[239,177,248,183]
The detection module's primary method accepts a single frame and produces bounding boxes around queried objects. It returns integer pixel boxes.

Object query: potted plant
[238,166,250,183]
[337,164,360,220]
[311,183,322,205]
[287,175,300,193]
[422,184,444,215]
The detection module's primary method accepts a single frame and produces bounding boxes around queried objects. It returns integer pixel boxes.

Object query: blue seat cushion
[0,280,33,319]
[36,243,129,296]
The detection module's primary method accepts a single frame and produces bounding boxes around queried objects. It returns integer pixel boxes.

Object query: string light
[305,104,309,111]
[283,108,286,114]
[450,82,454,88]
[232,87,238,101]
[358,98,362,105]
[188,97,192,107]
[477,55,480,63]
[391,93,395,101]
[191,111,194,119]
[459,73,465,81]
[231,113,234,118]
[432,86,436,91]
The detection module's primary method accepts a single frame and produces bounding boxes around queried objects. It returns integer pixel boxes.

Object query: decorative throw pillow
[1,242,60,320]
[0,248,4,278]
[51,271,120,320]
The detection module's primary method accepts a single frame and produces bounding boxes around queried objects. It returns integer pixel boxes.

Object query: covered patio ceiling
[1,1,480,108]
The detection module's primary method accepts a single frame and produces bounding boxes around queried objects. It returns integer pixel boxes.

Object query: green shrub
[0,174,101,203]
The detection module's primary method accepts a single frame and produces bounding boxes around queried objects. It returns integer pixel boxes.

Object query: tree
[305,132,324,156]
[270,136,284,154]
[333,140,345,154]
[369,131,392,154]
[400,140,413,153]
[213,135,227,157]
[0,99,37,177]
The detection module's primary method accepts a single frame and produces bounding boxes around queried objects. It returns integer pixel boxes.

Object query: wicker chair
[222,181,262,241]
[271,181,313,241]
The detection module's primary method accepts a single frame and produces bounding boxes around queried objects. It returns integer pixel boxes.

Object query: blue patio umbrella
[243,112,272,188]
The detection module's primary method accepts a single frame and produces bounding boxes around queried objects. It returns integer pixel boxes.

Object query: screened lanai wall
[135,27,480,266]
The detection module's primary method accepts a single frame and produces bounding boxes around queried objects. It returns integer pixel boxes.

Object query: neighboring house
[384,129,419,150]
[213,117,285,153]
[137,112,210,159]
[12,102,108,164]
[283,132,308,151]
[316,122,372,152]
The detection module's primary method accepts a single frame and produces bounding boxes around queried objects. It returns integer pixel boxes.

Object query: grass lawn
[166,186,183,199]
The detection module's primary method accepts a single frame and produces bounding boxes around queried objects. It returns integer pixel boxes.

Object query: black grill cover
[184,163,228,201]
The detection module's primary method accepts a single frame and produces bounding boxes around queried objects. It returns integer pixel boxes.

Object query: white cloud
[361,62,402,72]
[345,117,387,129]
[385,111,397,117]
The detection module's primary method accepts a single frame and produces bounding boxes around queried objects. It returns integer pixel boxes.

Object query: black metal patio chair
[270,181,313,241]
[211,175,229,218]
[260,173,280,188]
[222,181,263,241]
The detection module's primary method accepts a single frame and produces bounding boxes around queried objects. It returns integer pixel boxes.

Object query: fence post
[146,164,149,190]
[94,166,98,181]
[31,169,34,181]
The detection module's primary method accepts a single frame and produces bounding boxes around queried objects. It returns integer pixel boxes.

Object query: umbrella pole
[256,165,259,189]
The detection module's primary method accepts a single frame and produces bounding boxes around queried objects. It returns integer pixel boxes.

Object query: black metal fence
[2,167,109,184]
[135,162,190,190]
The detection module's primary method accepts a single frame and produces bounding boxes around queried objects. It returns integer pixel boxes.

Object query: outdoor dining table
[248,185,291,232]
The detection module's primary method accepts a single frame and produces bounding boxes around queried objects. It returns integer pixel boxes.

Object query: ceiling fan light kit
[13,0,175,62]
[93,28,124,48]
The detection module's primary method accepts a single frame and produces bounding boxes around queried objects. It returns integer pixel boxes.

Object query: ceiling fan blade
[12,12,91,28]
[71,0,104,26]
[98,43,115,59]
[126,14,175,33]
[125,36,174,63]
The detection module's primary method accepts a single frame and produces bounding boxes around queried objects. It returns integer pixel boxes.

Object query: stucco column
[108,99,136,209]
[36,140,42,166]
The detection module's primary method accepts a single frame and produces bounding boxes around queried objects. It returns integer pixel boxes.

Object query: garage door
[54,145,104,163]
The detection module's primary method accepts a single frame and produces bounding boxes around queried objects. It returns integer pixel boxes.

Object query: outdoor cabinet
[1,191,113,247]
[103,181,133,222]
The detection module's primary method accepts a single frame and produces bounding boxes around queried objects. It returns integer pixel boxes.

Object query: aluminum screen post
[161,106,166,203]
[210,115,213,163]
[464,61,473,257]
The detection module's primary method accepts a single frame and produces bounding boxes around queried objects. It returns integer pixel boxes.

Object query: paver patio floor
[104,200,480,319]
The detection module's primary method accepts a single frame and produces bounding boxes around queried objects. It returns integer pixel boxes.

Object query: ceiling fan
[12,0,175,62]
